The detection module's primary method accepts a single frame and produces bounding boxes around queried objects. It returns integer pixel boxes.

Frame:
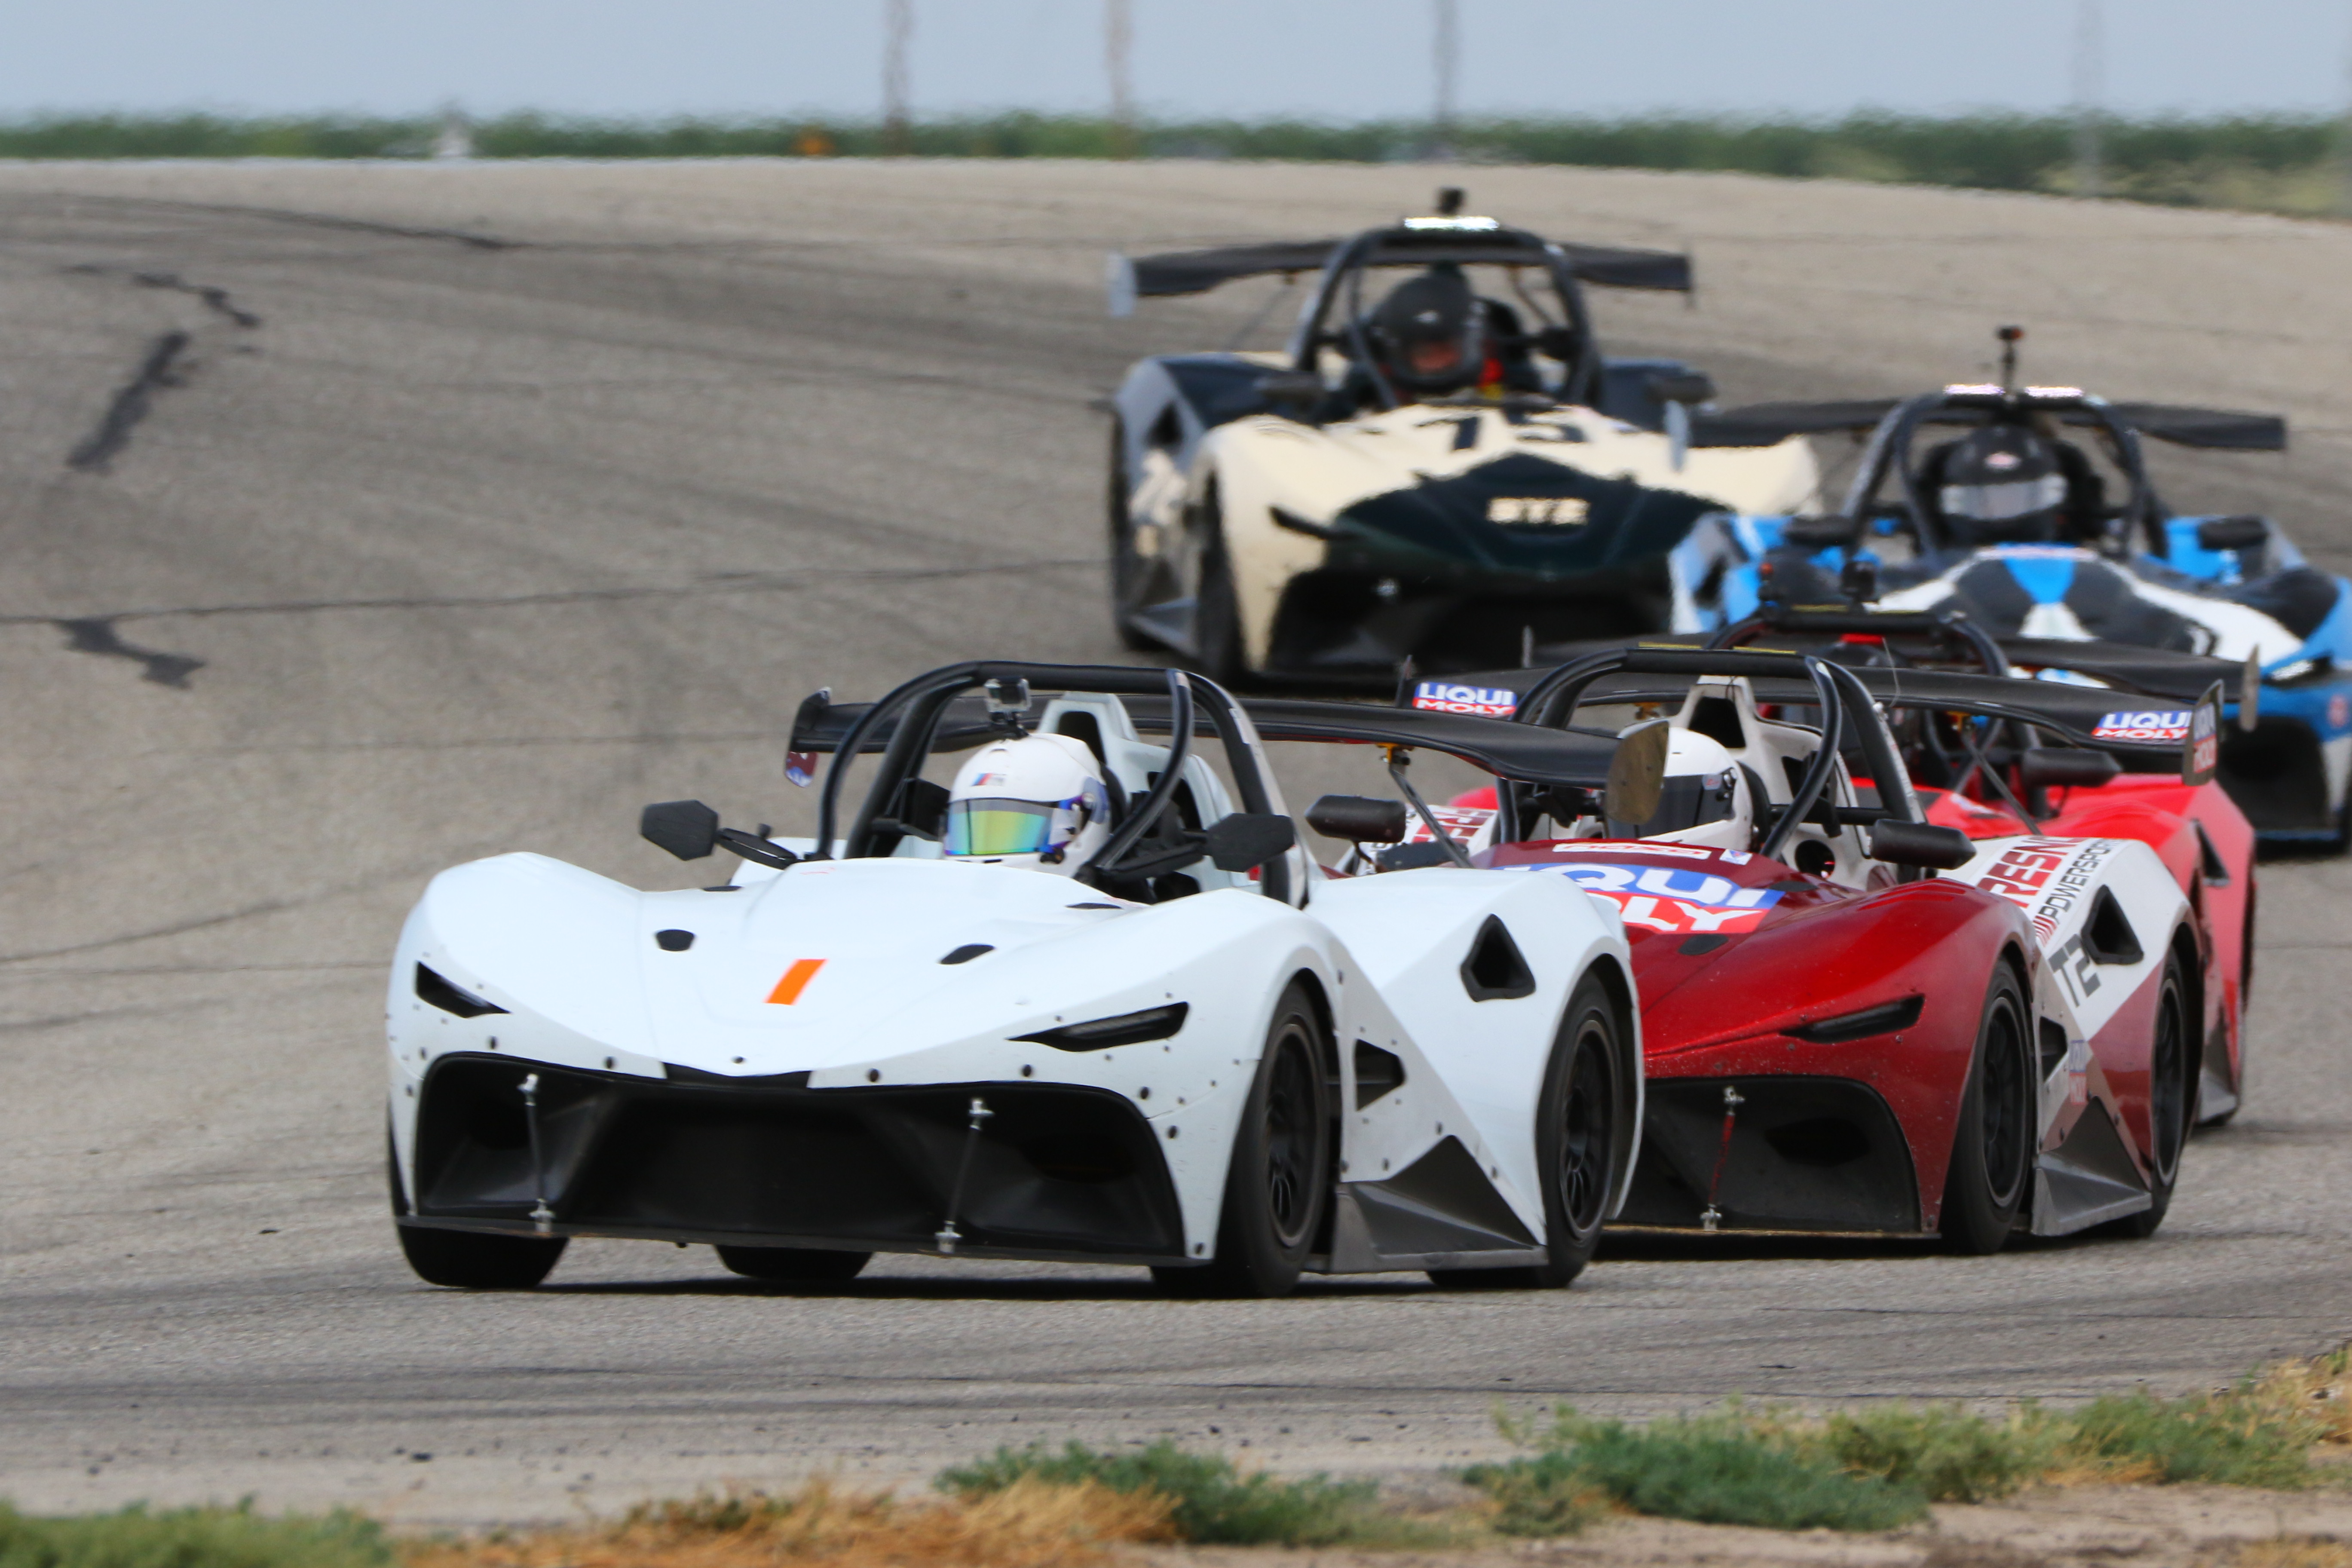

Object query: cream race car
[1105,193,1820,683]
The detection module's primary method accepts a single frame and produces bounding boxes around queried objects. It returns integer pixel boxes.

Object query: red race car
[1376,646,2218,1250]
[1697,606,2256,1126]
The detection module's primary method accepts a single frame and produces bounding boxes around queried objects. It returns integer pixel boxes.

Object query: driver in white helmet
[1596,730,1754,851]
[942,733,1114,874]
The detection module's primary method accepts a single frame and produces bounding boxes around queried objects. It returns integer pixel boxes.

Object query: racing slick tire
[1188,483,1247,687]
[1152,980,1333,1298]
[716,1245,872,1283]
[1428,973,1621,1290]
[2104,948,2193,1240]
[1107,417,1158,652]
[1939,962,2034,1255]
[396,1223,567,1289]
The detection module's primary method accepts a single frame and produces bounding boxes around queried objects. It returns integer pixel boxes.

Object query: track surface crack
[66,331,191,473]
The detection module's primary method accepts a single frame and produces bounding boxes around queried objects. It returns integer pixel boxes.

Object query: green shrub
[935,1439,1395,1547]
[0,1501,390,1568]
[1456,1450,1609,1537]
[1816,1403,2062,1503]
[2066,1388,2317,1489]
[1466,1410,1927,1534]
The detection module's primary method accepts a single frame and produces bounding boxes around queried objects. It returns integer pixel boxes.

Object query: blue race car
[1669,370,2351,849]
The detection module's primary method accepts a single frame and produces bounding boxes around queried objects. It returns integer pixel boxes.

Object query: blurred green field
[0,108,2346,216]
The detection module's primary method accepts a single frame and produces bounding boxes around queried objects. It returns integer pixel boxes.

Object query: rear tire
[1152,981,1332,1298]
[1107,416,1157,651]
[1940,963,2034,1255]
[717,1245,871,1283]
[1429,974,1621,1290]
[397,1224,567,1289]
[1188,485,1246,686]
[2106,949,2192,1240]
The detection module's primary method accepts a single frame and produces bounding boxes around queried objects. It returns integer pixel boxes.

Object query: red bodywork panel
[1480,838,2034,1233]
[1923,775,2254,1101]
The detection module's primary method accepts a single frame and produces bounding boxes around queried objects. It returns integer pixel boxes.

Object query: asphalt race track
[3,160,2350,1526]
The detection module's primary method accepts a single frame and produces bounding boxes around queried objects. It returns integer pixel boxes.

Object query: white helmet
[1610,730,1753,851]
[943,733,1113,875]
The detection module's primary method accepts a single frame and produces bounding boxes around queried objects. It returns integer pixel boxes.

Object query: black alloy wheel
[1940,962,2034,1255]
[1107,416,1158,651]
[716,1245,873,1283]
[2107,949,2192,1239]
[1153,981,1333,1298]
[1430,973,1621,1290]
[396,1223,568,1289]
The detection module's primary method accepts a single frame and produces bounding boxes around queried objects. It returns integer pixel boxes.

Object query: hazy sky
[3,1,2349,122]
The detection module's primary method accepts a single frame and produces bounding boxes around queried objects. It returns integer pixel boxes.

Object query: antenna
[883,0,913,156]
[1997,325,2024,391]
[1106,0,1135,159]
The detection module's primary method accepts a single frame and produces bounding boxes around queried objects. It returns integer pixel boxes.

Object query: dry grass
[402,1478,1173,1568]
[2219,1540,2352,1568]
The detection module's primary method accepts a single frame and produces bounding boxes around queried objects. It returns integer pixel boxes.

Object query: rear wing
[1109,224,1690,312]
[1692,392,2285,452]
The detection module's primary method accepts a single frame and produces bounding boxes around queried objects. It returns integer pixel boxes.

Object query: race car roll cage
[1494,643,2201,855]
[1115,214,1692,415]
[1690,386,2287,559]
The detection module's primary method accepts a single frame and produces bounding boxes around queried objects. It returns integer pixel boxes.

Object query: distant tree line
[3,110,2344,217]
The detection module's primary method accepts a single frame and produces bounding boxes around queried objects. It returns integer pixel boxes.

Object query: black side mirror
[2019,748,2121,789]
[642,799,719,861]
[1534,325,1580,361]
[1259,371,1325,410]
[1868,820,1976,871]
[1204,812,1298,872]
[1783,514,1863,550]
[2196,514,2269,552]
[1306,795,1409,845]
[1646,371,1716,407]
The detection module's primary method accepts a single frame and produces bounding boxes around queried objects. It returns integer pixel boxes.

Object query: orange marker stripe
[766,958,826,1005]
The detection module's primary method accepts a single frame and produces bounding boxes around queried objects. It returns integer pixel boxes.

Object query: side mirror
[1783,514,1863,550]
[1204,812,1298,872]
[1646,371,1716,407]
[1534,325,1580,361]
[642,799,719,861]
[2018,747,2121,789]
[2196,514,2269,552]
[1306,795,1410,844]
[1258,371,1325,410]
[1867,820,1976,870]
[1605,719,1672,829]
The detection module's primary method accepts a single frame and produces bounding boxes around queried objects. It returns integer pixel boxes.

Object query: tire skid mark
[51,617,204,689]
[64,263,263,329]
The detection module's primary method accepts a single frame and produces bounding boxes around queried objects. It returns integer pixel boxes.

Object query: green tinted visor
[944,799,1056,857]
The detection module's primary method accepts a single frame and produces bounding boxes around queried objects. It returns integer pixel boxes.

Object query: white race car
[386,663,1647,1297]
[1105,193,1821,682]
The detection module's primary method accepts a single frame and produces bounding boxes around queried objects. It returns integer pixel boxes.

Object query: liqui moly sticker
[1413,681,1519,718]
[1552,862,1782,935]
[1403,805,1497,845]
[785,750,821,787]
[2092,710,2191,742]
[2185,683,2221,785]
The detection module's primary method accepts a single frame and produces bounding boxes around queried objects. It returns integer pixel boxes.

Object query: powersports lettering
[1552,862,1782,935]
[1972,837,2117,946]
[1412,681,1519,717]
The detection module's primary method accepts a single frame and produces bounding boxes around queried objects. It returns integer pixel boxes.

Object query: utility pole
[883,0,913,156]
[1432,0,1460,161]
[2072,0,2104,199]
[1106,0,1136,159]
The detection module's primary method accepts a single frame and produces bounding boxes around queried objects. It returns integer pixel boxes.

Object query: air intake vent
[1353,1041,1406,1108]
[1789,994,1923,1044]
[2081,886,2144,966]
[1017,1003,1189,1051]
[415,963,507,1019]
[1459,916,1535,1001]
